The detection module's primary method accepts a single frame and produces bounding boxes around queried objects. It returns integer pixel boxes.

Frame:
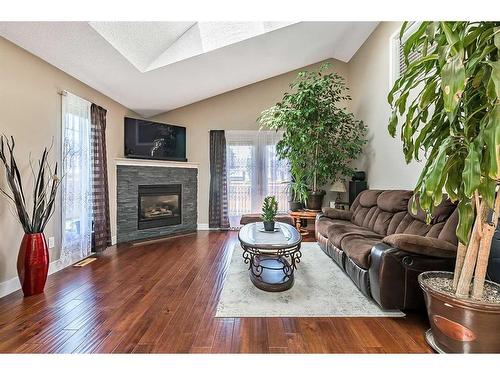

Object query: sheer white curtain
[61,92,93,266]
[226,130,290,227]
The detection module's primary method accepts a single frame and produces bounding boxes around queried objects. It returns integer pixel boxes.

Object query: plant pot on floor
[17,233,49,297]
[419,271,500,353]
[305,190,325,211]
[263,221,276,231]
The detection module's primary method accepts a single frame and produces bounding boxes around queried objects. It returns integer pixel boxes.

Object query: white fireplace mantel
[115,157,199,169]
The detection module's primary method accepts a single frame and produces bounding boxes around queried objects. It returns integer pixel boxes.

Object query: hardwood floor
[0,231,432,353]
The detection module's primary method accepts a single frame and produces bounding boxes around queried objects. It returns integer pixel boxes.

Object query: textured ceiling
[88,22,197,72]
[0,21,378,117]
[89,22,295,72]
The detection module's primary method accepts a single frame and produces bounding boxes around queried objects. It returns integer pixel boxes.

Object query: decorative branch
[0,135,61,234]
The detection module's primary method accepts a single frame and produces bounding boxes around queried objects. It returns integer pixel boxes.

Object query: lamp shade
[330,180,346,193]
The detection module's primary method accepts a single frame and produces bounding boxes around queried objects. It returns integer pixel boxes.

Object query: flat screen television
[124,117,187,162]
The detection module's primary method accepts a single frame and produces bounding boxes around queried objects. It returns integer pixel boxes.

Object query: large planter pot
[419,271,500,353]
[305,190,325,211]
[17,233,49,297]
[289,200,303,212]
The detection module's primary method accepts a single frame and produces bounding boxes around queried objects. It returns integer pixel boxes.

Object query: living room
[1,0,499,372]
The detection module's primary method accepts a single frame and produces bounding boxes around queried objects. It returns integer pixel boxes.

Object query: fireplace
[138,184,182,229]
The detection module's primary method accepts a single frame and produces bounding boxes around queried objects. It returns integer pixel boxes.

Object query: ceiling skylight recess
[89,21,295,72]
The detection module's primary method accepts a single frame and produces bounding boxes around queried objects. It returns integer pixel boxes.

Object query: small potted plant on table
[261,196,278,231]
[389,21,500,353]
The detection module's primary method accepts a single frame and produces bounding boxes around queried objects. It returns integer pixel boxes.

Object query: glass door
[226,130,290,227]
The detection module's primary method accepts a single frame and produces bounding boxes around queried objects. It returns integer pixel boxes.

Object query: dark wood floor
[0,231,432,353]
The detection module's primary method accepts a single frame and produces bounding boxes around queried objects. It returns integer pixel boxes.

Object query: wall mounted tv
[124,117,187,162]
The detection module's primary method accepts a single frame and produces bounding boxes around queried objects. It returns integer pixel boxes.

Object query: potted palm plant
[258,64,366,211]
[389,21,500,353]
[287,167,309,211]
[261,195,278,231]
[0,136,61,296]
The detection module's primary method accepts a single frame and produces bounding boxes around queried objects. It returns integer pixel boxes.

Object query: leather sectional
[315,189,458,310]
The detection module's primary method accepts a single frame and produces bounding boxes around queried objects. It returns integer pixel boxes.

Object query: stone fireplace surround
[116,158,198,243]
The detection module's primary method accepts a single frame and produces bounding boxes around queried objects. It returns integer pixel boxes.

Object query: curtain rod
[57,89,97,107]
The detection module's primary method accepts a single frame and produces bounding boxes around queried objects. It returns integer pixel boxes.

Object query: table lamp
[330,180,346,206]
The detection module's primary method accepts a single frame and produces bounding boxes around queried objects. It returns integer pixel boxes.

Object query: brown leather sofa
[315,190,458,310]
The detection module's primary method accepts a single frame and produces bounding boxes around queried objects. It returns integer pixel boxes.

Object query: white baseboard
[196,224,231,231]
[0,258,68,299]
[0,277,20,299]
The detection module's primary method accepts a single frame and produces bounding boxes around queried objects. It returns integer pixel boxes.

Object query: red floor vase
[17,233,49,296]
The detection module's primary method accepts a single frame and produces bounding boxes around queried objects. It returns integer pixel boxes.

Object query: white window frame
[389,22,421,88]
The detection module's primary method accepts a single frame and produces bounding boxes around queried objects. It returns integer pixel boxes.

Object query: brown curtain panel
[209,130,229,229]
[90,104,111,251]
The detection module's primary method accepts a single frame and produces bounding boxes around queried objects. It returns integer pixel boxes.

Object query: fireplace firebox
[138,184,182,229]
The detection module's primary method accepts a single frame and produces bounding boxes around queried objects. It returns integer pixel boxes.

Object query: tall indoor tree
[389,21,499,352]
[258,64,366,209]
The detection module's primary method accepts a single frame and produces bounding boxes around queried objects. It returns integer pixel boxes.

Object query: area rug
[215,242,405,317]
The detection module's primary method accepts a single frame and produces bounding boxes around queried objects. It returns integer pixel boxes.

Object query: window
[390,22,421,86]
[61,92,93,265]
[226,130,290,227]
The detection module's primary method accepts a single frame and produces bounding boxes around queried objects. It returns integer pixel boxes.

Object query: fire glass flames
[140,195,179,219]
[138,184,182,229]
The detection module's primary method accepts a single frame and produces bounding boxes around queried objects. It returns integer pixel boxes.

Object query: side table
[288,210,320,235]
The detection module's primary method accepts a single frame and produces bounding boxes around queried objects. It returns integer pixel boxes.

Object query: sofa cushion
[377,190,413,213]
[402,216,434,236]
[408,195,457,224]
[322,207,353,221]
[371,209,396,235]
[352,205,377,228]
[359,190,384,207]
[340,235,381,269]
[383,233,457,258]
[316,216,349,238]
[437,208,459,245]
[327,222,382,248]
[352,190,414,236]
[351,190,386,229]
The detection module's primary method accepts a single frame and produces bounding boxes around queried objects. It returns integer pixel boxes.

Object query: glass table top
[238,222,301,249]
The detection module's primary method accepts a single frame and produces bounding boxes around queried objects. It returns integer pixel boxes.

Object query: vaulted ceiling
[0,22,378,117]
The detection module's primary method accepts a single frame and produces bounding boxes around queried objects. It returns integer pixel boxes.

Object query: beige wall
[151,59,350,225]
[0,36,137,284]
[348,22,424,189]
[0,22,422,286]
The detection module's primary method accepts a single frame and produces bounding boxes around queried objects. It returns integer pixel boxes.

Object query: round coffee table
[238,222,302,292]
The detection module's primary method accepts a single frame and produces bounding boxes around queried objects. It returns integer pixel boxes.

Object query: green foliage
[261,195,278,222]
[258,64,367,196]
[287,166,309,203]
[388,22,500,245]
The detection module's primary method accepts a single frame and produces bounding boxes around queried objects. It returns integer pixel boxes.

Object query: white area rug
[215,242,405,318]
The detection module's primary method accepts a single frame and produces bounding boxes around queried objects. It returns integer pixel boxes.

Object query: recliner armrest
[382,233,457,259]
[369,242,455,310]
[321,207,352,221]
